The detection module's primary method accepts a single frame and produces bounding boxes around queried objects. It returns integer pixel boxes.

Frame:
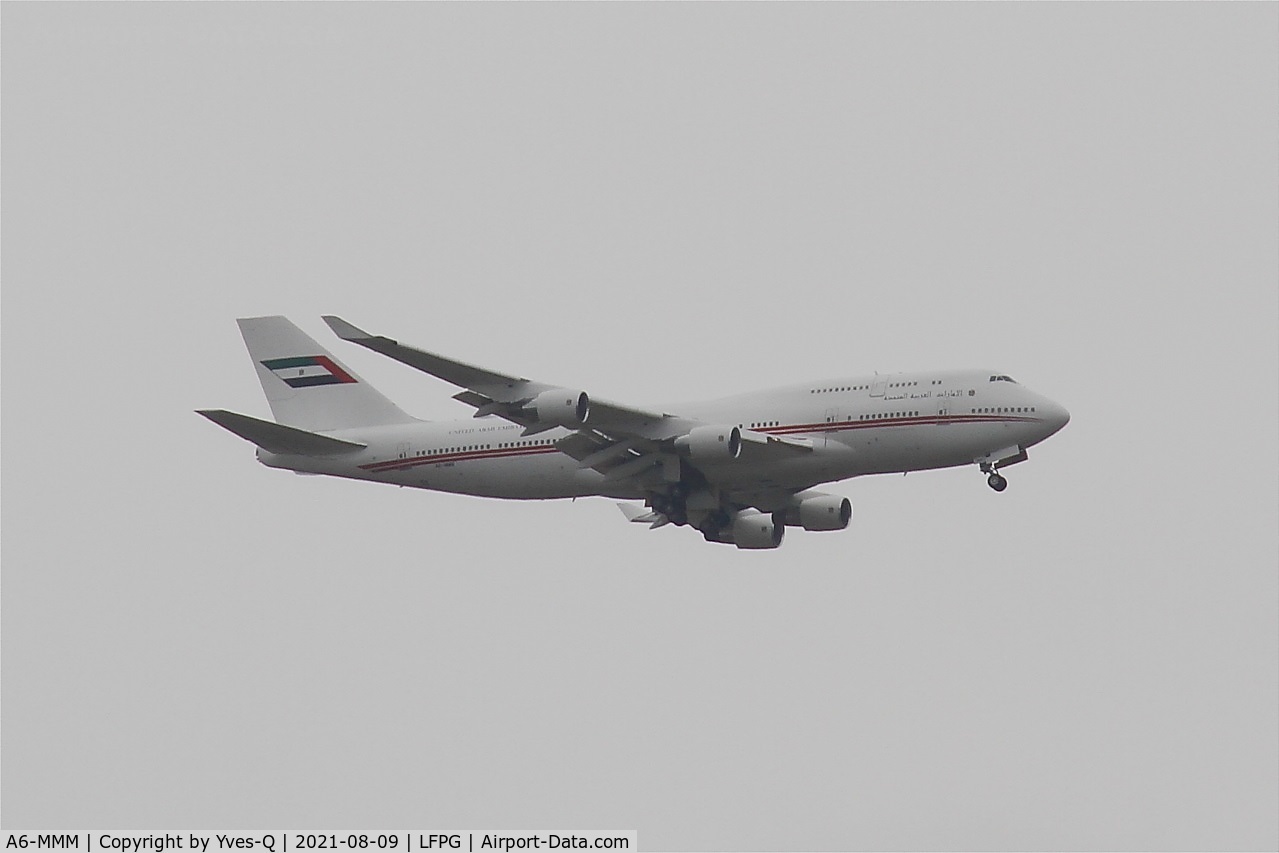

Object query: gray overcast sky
[3,4,1276,850]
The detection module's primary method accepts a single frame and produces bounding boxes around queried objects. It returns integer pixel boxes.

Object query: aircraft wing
[737,430,815,457]
[321,316,810,484]
[323,315,679,438]
[323,315,551,402]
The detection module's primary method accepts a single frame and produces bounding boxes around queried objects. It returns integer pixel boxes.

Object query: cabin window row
[971,407,1035,414]
[809,380,929,394]
[415,443,493,456]
[857,411,920,420]
[810,385,870,394]
[409,438,556,457]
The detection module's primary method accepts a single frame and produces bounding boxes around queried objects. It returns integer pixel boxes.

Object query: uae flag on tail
[261,355,357,388]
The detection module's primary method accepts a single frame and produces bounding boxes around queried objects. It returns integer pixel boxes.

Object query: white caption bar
[0,833,637,853]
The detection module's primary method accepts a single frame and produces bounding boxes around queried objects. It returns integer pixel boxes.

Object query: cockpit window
[988,374,1018,383]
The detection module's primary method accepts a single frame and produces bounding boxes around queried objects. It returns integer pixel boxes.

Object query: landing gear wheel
[987,472,1008,492]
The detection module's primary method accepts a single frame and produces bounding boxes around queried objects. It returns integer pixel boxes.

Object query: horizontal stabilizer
[197,409,366,456]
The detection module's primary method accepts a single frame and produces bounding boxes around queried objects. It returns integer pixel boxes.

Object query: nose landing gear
[980,462,1009,492]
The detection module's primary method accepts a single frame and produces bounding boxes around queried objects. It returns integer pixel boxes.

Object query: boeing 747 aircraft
[199,316,1070,549]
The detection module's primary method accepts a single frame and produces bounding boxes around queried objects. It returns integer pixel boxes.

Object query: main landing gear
[650,481,690,526]
[980,462,1008,492]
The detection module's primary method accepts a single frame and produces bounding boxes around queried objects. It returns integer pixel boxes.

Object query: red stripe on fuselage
[361,444,559,473]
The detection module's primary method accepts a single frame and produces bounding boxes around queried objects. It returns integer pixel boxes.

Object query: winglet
[322,315,376,342]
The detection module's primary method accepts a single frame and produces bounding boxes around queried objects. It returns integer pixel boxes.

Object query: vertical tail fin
[237,316,417,431]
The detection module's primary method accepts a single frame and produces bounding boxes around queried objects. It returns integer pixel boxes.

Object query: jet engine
[784,492,853,531]
[731,509,784,550]
[674,425,742,460]
[530,389,590,427]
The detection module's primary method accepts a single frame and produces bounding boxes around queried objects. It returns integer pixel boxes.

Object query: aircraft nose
[1045,400,1070,433]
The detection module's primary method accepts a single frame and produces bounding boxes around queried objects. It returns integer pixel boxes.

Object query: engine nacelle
[784,493,853,531]
[674,425,741,460]
[731,509,784,550]
[530,388,590,427]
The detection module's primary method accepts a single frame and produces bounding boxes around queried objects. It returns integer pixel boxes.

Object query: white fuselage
[258,369,1070,500]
